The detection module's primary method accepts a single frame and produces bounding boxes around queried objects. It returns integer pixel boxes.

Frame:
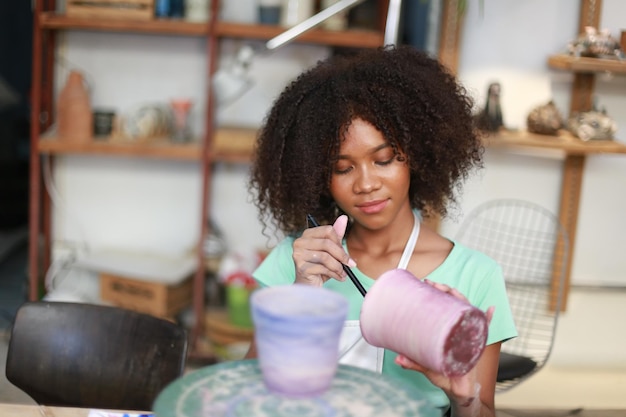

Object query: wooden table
[0,403,151,417]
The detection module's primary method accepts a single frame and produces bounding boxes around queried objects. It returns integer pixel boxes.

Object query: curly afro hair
[248,45,483,236]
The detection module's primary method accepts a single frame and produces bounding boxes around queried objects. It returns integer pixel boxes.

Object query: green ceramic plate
[154,359,440,417]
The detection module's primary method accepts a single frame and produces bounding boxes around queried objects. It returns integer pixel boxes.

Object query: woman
[247,45,517,417]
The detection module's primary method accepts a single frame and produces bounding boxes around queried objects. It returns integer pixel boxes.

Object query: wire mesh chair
[455,199,568,393]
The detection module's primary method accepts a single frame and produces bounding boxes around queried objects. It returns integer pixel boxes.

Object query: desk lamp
[213,0,403,105]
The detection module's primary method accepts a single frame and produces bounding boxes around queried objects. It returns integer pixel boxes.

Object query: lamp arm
[383,0,403,46]
[265,0,366,51]
[214,0,404,105]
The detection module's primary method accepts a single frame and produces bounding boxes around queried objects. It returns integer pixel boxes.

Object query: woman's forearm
[448,383,495,417]
[449,395,495,417]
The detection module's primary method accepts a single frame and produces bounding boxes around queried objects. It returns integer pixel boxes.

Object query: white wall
[50,0,626,290]
[51,30,328,258]
[52,31,209,257]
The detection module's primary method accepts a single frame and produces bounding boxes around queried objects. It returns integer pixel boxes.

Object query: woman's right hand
[292,215,357,287]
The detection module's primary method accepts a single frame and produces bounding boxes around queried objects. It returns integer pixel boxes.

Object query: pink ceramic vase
[360,269,488,376]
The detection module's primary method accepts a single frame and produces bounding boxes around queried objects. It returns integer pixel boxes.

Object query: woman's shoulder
[273,235,297,249]
[432,241,507,308]
[431,240,504,289]
[253,235,299,287]
[449,241,500,269]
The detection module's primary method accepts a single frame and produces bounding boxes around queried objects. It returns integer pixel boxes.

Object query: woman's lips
[357,200,388,214]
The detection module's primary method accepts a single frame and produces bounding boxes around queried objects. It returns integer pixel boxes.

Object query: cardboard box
[67,0,154,21]
[76,249,197,318]
[100,272,192,318]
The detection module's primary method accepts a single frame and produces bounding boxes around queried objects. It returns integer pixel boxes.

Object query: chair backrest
[455,199,568,392]
[5,301,188,410]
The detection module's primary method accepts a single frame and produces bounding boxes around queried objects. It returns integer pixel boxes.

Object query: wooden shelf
[39,12,208,36]
[38,136,202,160]
[41,128,625,162]
[215,22,384,48]
[547,54,626,75]
[485,129,626,156]
[38,13,384,48]
[37,127,260,162]
[211,126,257,162]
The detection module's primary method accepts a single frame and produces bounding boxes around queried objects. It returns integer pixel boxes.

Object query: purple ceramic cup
[251,285,348,397]
[360,269,488,376]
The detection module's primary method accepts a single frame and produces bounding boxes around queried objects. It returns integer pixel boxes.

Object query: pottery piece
[57,70,92,142]
[122,104,172,140]
[527,100,564,136]
[251,285,348,398]
[320,0,348,30]
[169,98,193,143]
[475,82,504,133]
[258,0,282,24]
[568,26,622,58]
[281,0,314,27]
[360,269,488,377]
[567,110,617,141]
[93,109,116,139]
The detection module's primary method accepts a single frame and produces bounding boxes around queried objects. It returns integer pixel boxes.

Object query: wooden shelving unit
[39,12,209,36]
[215,21,384,48]
[38,12,386,47]
[501,0,626,310]
[35,127,260,162]
[547,54,626,75]
[37,137,203,160]
[211,127,258,163]
[29,1,392,359]
[486,129,626,156]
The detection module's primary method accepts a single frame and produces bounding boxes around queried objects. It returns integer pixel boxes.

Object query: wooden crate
[67,0,154,21]
[100,272,192,318]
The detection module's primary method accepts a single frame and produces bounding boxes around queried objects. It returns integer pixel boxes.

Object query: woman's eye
[376,156,395,166]
[333,165,352,175]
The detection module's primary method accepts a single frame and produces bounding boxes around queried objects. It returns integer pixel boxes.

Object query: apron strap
[397,210,420,270]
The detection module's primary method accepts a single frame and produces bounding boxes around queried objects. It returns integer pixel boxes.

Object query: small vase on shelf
[170,98,193,143]
[57,70,92,142]
[281,0,314,27]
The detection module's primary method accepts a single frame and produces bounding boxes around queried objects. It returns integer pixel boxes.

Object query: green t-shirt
[253,236,518,408]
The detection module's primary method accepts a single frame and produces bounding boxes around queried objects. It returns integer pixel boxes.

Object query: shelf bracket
[556,154,586,311]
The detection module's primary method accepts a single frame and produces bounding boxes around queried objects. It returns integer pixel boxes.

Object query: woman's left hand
[394,280,497,415]
[395,353,481,406]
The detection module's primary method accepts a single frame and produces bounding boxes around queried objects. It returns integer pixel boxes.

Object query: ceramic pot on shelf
[281,0,314,27]
[320,0,348,30]
[57,70,92,142]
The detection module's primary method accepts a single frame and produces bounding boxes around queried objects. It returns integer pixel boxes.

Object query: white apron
[338,211,421,372]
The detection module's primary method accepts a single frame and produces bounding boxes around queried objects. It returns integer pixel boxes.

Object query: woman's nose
[353,167,381,194]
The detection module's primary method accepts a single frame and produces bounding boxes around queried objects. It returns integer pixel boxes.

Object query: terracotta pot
[360,269,488,376]
[57,70,92,142]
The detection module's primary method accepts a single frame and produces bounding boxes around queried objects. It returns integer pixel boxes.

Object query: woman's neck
[346,206,416,277]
